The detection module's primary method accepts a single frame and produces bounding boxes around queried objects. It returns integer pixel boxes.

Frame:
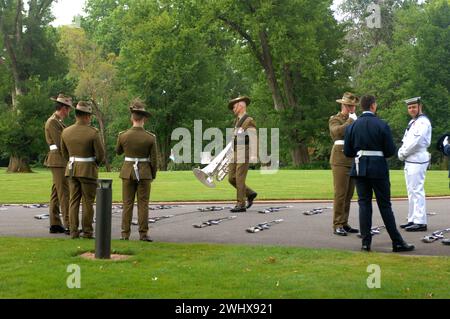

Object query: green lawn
[0,237,449,299]
[0,168,448,203]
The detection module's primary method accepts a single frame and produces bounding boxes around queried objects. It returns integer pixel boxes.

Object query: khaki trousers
[228,162,255,207]
[121,179,151,239]
[49,167,69,228]
[68,177,97,236]
[331,164,355,229]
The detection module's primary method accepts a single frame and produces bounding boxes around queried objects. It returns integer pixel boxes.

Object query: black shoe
[405,224,427,232]
[400,222,414,229]
[140,236,153,242]
[334,227,347,236]
[49,225,65,234]
[361,245,371,252]
[442,239,450,246]
[343,225,359,233]
[392,242,415,252]
[120,237,129,241]
[64,228,70,235]
[230,206,246,213]
[246,193,258,209]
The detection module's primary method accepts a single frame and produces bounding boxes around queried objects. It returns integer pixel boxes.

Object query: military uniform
[329,112,355,231]
[116,127,158,240]
[227,96,258,210]
[398,98,432,231]
[44,112,70,230]
[60,102,105,238]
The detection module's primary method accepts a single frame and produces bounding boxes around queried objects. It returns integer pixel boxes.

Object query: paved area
[0,198,449,256]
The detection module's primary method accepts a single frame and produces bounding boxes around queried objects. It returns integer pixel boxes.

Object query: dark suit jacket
[343,112,396,179]
[444,145,450,157]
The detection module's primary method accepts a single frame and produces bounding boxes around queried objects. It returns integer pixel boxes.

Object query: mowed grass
[0,168,448,203]
[0,237,449,299]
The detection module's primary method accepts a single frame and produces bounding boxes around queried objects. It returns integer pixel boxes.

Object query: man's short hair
[360,95,376,111]
[131,112,146,121]
[75,109,91,117]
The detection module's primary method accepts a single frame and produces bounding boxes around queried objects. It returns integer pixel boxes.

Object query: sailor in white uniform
[398,97,432,232]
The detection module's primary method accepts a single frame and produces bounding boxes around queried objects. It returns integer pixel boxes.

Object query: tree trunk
[159,138,169,171]
[91,100,111,172]
[97,119,112,172]
[7,156,32,173]
[290,142,310,166]
[259,30,285,111]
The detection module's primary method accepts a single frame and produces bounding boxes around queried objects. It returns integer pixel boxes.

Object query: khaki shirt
[116,127,158,180]
[60,121,105,179]
[44,113,67,167]
[329,112,354,167]
[234,115,257,161]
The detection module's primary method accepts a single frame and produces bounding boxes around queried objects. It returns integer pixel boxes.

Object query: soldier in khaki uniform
[116,99,158,242]
[329,92,359,236]
[60,101,105,239]
[44,94,73,234]
[228,96,258,213]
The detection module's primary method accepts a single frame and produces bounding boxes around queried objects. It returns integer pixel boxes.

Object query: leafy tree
[58,25,124,171]
[353,0,449,167]
[206,0,349,165]
[0,0,69,172]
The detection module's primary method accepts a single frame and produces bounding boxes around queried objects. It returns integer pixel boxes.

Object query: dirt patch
[80,252,131,261]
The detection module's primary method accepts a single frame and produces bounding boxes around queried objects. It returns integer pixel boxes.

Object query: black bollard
[95,179,113,259]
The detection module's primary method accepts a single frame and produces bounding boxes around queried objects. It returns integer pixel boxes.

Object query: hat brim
[50,97,74,108]
[131,109,151,117]
[228,97,251,110]
[336,99,358,106]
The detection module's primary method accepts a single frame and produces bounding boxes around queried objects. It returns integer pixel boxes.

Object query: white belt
[357,150,383,157]
[49,144,58,151]
[355,150,384,176]
[334,140,344,145]
[68,156,96,171]
[124,157,150,162]
[124,157,149,181]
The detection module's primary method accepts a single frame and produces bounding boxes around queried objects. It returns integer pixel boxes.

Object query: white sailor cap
[404,97,421,105]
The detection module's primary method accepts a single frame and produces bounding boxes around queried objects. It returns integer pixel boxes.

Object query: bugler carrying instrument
[193,114,250,188]
[193,141,234,188]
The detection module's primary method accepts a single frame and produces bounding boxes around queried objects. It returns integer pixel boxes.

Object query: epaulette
[146,131,156,137]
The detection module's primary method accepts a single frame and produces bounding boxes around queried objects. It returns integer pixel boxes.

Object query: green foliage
[0,78,74,163]
[352,0,450,165]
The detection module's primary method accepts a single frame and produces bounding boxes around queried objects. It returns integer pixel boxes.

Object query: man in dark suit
[343,95,415,253]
